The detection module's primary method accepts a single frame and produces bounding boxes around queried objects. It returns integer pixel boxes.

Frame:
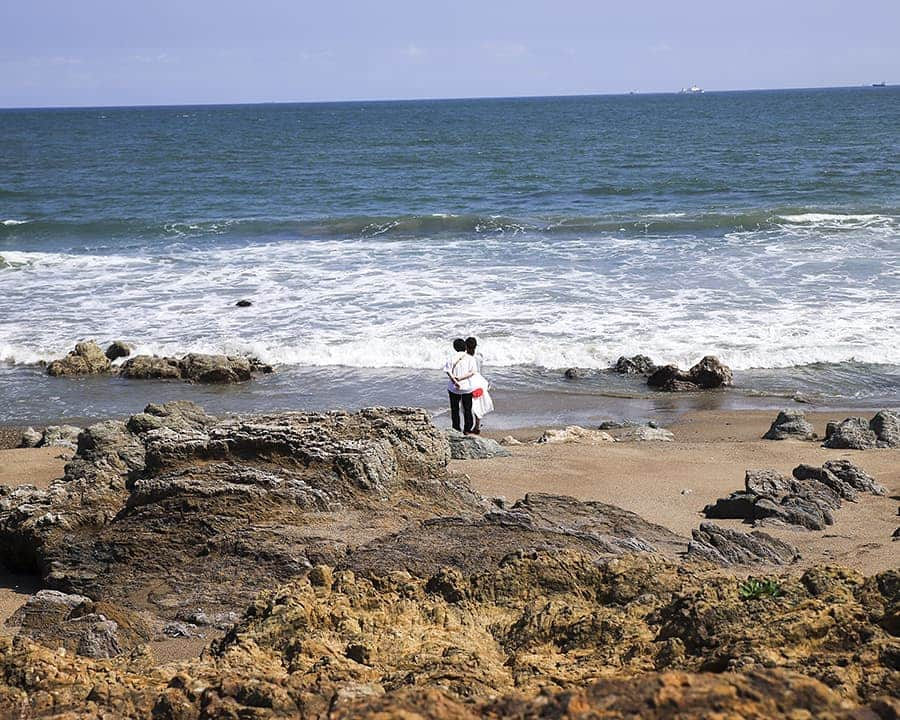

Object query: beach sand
[0,409,897,663]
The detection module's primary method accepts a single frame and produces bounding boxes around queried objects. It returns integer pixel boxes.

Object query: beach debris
[686,522,800,565]
[104,340,133,360]
[536,426,614,444]
[46,340,111,377]
[647,355,732,392]
[703,462,884,531]
[499,435,522,446]
[119,352,273,383]
[762,410,817,441]
[446,429,511,459]
[614,354,657,375]
[235,299,253,307]
[822,410,900,449]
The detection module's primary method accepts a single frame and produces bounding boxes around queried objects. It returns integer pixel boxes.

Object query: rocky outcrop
[615,354,657,374]
[536,426,614,444]
[823,410,900,449]
[703,462,884,531]
[647,355,733,392]
[46,341,111,377]
[445,429,511,459]
[104,340,133,360]
[120,353,274,383]
[763,410,817,440]
[686,522,799,565]
[614,425,675,441]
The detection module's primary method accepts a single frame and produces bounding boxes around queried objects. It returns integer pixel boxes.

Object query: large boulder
[119,353,272,383]
[763,410,816,441]
[118,355,182,380]
[46,341,111,377]
[870,409,900,447]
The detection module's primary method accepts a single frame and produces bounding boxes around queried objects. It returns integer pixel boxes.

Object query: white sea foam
[1,222,898,374]
[1,219,29,226]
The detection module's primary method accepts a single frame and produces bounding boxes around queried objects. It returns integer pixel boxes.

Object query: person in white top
[443,338,477,433]
[464,336,493,433]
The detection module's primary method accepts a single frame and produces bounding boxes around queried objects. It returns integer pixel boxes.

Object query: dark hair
[453,338,466,352]
[465,337,477,352]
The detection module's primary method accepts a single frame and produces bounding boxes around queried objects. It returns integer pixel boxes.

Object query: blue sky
[2,0,898,107]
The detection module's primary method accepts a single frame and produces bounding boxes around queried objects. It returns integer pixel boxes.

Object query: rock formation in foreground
[46,340,111,377]
[647,355,733,391]
[0,402,897,718]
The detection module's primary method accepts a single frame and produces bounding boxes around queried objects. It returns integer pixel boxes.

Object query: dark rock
[647,364,688,388]
[744,469,793,497]
[870,409,900,447]
[47,341,111,377]
[823,460,887,496]
[687,356,733,389]
[822,417,878,450]
[120,354,271,383]
[763,410,816,441]
[563,367,580,379]
[445,429,511,459]
[753,495,833,531]
[236,300,253,307]
[104,341,133,361]
[614,355,656,374]
[703,492,758,519]
[792,464,858,502]
[687,522,799,565]
[825,421,838,440]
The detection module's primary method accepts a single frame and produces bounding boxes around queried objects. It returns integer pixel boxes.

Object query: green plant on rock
[738,577,784,601]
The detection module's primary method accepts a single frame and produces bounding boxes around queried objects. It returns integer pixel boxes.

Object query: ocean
[1,87,898,427]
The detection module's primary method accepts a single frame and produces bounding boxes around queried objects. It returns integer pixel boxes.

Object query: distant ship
[871,81,886,87]
[680,84,704,94]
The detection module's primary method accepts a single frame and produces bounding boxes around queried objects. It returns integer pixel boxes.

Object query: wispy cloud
[483,42,529,60]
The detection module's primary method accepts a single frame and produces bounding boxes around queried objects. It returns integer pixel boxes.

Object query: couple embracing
[443,336,493,435]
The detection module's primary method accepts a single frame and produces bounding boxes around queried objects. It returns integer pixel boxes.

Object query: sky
[1,0,898,108]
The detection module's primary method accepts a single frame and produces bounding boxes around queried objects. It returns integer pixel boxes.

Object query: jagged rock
[615,354,656,374]
[615,426,675,442]
[445,429,510,459]
[536,426,614,444]
[744,469,793,497]
[793,463,858,502]
[647,356,732,391]
[8,590,92,629]
[822,417,878,449]
[753,495,833,530]
[687,523,800,565]
[763,410,816,440]
[46,341,111,377]
[822,460,887,496]
[871,409,900,447]
[104,340,133,360]
[563,367,580,379]
[18,427,42,448]
[126,400,217,436]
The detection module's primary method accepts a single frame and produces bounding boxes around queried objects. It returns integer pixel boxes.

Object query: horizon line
[0,82,892,112]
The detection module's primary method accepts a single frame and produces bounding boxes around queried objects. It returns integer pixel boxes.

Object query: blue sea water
[1,88,898,426]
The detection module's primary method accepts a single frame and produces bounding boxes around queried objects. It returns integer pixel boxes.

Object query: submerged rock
[46,341,111,377]
[120,353,272,383]
[763,410,816,441]
[563,367,581,379]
